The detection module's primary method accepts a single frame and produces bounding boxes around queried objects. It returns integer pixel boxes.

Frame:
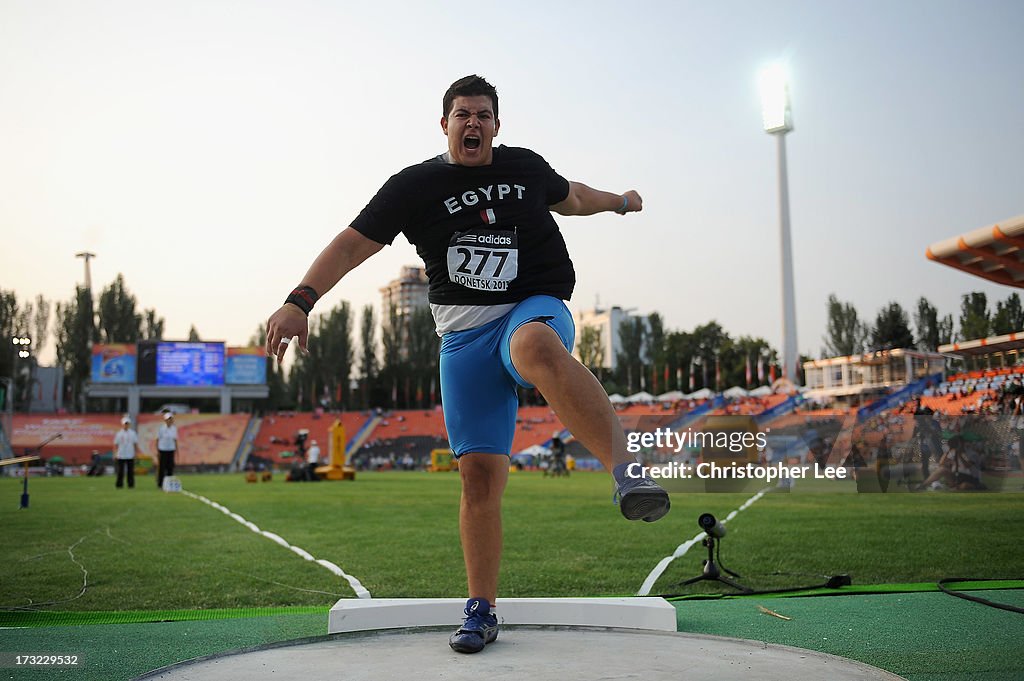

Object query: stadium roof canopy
[938,331,1024,358]
[926,214,1024,287]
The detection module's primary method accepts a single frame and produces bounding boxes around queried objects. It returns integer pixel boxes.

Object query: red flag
[770,363,777,383]
[745,355,752,387]
[689,358,695,391]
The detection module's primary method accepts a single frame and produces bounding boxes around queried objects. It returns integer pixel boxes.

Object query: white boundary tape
[181,490,371,599]
[636,489,768,596]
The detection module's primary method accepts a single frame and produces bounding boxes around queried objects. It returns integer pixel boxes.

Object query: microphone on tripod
[698,512,726,538]
[675,512,751,593]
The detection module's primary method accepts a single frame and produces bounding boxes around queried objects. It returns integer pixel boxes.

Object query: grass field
[2,470,1023,614]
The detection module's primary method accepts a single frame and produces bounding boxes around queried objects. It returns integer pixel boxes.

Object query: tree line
[2,276,165,411]
[2,277,1022,413]
[822,291,1024,357]
[0,274,439,413]
[578,314,777,397]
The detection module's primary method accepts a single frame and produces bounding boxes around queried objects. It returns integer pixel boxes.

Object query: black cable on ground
[937,578,1024,614]
[657,574,853,600]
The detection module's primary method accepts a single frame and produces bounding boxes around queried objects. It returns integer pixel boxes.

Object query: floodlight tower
[760,63,798,385]
[75,251,96,290]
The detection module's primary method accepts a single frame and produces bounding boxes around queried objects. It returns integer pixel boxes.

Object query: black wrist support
[285,285,319,315]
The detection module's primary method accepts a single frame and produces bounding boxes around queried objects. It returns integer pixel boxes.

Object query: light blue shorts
[439,295,575,457]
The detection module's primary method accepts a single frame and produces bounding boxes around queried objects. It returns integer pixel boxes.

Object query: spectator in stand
[114,416,140,489]
[875,434,893,493]
[917,435,984,491]
[913,400,939,478]
[156,412,179,489]
[1013,396,1024,472]
[841,439,867,475]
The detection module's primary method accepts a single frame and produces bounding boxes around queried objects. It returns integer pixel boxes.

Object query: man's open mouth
[464,136,481,150]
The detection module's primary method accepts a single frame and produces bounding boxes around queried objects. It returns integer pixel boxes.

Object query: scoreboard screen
[156,342,225,386]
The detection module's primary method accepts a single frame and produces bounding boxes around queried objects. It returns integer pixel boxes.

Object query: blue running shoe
[449,598,499,654]
[614,476,671,522]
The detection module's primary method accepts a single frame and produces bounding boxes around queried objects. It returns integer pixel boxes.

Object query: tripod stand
[676,535,752,593]
[17,433,62,509]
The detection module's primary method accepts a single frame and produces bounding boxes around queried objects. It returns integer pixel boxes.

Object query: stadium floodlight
[75,251,96,290]
[759,63,793,134]
[759,62,798,385]
[13,336,31,359]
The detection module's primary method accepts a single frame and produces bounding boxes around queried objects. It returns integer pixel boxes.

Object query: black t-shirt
[350,145,574,306]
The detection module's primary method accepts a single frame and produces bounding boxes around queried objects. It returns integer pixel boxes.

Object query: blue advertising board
[91,344,137,383]
[225,348,267,385]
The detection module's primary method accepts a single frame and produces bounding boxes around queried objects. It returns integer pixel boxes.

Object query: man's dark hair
[443,75,498,118]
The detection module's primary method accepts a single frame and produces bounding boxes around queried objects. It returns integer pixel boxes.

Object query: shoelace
[462,612,495,630]
[613,477,661,504]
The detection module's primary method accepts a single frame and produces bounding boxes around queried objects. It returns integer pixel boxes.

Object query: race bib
[446,229,518,292]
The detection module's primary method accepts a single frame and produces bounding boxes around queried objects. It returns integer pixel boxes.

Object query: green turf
[0,614,327,681]
[1,592,1021,681]
[1,472,1022,612]
[677,590,1024,681]
[2,471,1023,681]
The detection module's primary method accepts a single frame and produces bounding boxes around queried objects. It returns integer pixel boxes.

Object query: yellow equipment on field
[429,449,458,472]
[315,420,356,481]
[135,454,155,475]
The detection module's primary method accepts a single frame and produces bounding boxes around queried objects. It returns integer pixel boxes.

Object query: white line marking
[182,490,371,599]
[636,489,768,596]
[290,546,315,561]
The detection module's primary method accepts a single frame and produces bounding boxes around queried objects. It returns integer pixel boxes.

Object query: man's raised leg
[509,321,670,521]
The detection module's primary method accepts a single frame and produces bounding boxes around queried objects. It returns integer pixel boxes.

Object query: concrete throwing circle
[139,626,906,681]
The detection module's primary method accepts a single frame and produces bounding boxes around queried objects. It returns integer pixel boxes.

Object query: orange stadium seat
[251,411,370,465]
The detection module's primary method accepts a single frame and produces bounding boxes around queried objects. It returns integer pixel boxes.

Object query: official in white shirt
[156,412,179,489]
[114,416,140,489]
